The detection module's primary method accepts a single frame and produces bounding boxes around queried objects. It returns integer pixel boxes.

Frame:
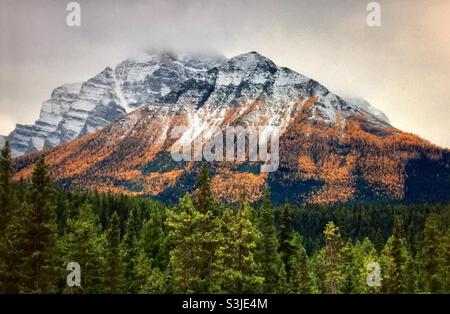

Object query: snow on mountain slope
[156,52,389,146]
[344,97,390,125]
[0,135,5,149]
[8,51,388,157]
[8,52,224,156]
[9,83,82,156]
[13,51,449,204]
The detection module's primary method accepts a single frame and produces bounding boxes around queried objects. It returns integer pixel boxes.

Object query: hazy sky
[1,0,449,147]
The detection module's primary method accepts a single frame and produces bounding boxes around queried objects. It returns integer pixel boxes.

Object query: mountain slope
[8,52,224,156]
[12,52,449,204]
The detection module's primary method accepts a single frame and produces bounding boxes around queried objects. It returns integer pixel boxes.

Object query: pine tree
[0,141,14,292]
[323,221,344,294]
[193,163,214,214]
[278,202,297,290]
[290,233,312,293]
[255,187,286,293]
[212,204,263,293]
[140,209,168,270]
[0,201,33,293]
[135,252,166,293]
[443,230,450,293]
[120,208,140,293]
[341,238,379,294]
[166,193,219,293]
[59,203,107,293]
[17,157,58,293]
[105,211,124,293]
[0,140,12,232]
[421,214,444,293]
[380,217,410,294]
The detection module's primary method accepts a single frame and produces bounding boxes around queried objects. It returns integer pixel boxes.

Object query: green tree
[0,201,33,292]
[135,252,166,293]
[0,141,15,292]
[0,141,13,232]
[140,209,168,270]
[59,203,107,293]
[166,193,219,293]
[193,163,214,214]
[255,187,286,293]
[212,204,263,293]
[105,211,124,293]
[120,209,140,293]
[278,202,298,291]
[290,233,312,293]
[17,157,58,293]
[380,217,410,293]
[341,238,379,293]
[323,221,344,294]
[421,214,444,293]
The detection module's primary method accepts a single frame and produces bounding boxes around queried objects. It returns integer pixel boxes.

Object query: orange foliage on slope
[211,169,267,203]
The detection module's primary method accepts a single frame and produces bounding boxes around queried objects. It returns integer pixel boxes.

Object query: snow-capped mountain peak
[7,51,391,157]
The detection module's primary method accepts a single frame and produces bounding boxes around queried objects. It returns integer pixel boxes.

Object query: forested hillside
[1,142,449,293]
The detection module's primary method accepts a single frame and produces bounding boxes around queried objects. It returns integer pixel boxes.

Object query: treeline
[0,142,449,293]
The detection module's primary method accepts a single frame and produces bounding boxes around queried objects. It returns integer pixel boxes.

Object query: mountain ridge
[11,52,450,204]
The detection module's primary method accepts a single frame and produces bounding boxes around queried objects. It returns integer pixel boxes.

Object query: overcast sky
[0,0,449,147]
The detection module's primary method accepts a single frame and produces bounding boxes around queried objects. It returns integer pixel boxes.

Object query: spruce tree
[290,233,312,293]
[60,203,107,293]
[120,208,140,293]
[0,140,12,231]
[323,221,344,294]
[0,201,33,293]
[166,193,219,293]
[140,209,168,270]
[0,141,14,292]
[278,202,297,290]
[255,187,286,293]
[193,163,214,214]
[380,217,410,294]
[212,204,263,293]
[105,211,124,293]
[421,214,444,293]
[19,157,58,293]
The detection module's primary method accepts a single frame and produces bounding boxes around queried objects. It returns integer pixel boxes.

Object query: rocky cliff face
[8,52,224,156]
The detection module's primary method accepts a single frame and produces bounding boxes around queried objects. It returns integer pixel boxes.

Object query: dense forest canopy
[0,142,449,293]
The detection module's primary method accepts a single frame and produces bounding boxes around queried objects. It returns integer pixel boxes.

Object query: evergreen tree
[212,204,263,293]
[278,202,297,290]
[341,238,379,293]
[0,201,33,292]
[166,193,219,293]
[443,230,450,293]
[0,141,14,292]
[59,203,107,293]
[421,214,444,293]
[105,211,124,293]
[120,208,140,293]
[255,187,286,293]
[290,233,312,293]
[140,209,168,270]
[380,217,410,293]
[0,141,12,231]
[16,157,58,293]
[193,163,214,214]
[323,221,344,294]
[135,252,166,293]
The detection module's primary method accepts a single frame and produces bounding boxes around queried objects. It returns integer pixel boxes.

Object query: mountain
[12,52,450,204]
[8,52,224,156]
[344,97,390,124]
[0,135,5,149]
